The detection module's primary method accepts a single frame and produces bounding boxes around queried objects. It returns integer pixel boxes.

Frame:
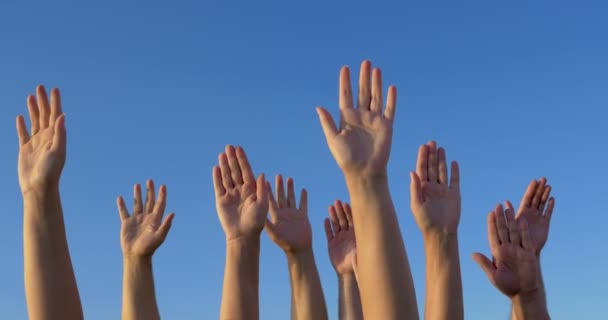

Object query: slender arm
[220,236,261,320]
[286,249,328,320]
[122,257,160,320]
[422,232,464,320]
[23,187,83,320]
[511,258,549,320]
[338,273,363,320]
[345,175,419,319]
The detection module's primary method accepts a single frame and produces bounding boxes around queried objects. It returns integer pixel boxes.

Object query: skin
[324,201,363,320]
[410,142,463,320]
[509,178,555,319]
[214,145,268,320]
[473,205,550,320]
[265,176,328,320]
[17,85,83,320]
[316,60,419,319]
[117,180,175,320]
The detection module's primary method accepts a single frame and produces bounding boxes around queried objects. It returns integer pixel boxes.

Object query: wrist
[337,271,356,281]
[423,229,459,244]
[286,247,314,263]
[123,255,153,268]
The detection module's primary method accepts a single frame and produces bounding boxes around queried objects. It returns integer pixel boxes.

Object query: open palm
[265,176,311,253]
[514,178,555,255]
[410,141,461,234]
[317,61,397,176]
[213,145,268,241]
[324,201,357,275]
[118,180,175,258]
[16,86,67,193]
[473,205,539,298]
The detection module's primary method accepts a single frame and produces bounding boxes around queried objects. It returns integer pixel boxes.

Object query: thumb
[316,107,338,139]
[472,252,495,279]
[409,171,424,205]
[156,213,175,241]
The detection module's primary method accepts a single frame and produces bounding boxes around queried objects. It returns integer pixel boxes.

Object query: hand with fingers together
[324,201,357,276]
[117,180,175,259]
[17,85,67,194]
[473,205,549,319]
[118,180,174,320]
[325,201,363,320]
[213,145,269,242]
[265,175,329,320]
[264,175,311,253]
[214,145,268,320]
[410,141,461,235]
[513,178,555,256]
[411,141,464,320]
[316,60,397,177]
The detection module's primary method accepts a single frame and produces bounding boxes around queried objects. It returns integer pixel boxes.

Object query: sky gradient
[0,1,606,319]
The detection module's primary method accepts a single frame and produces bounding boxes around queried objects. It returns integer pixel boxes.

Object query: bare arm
[265,176,328,320]
[473,205,550,320]
[286,250,328,320]
[214,145,269,320]
[317,61,418,319]
[324,201,362,320]
[410,142,463,320]
[118,181,175,320]
[18,86,83,320]
[338,273,363,320]
[510,179,555,319]
[221,236,261,319]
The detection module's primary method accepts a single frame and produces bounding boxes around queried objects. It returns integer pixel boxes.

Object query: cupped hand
[17,85,67,194]
[472,204,539,298]
[264,175,311,253]
[118,180,175,258]
[324,201,357,275]
[316,60,397,177]
[512,178,555,256]
[213,145,268,242]
[410,141,461,234]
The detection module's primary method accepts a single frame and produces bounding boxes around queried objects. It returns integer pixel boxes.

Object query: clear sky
[0,1,606,319]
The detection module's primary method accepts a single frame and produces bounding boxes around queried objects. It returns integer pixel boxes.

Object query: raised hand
[512,178,555,256]
[117,180,175,258]
[473,205,540,298]
[316,60,396,177]
[324,201,357,275]
[264,175,311,253]
[17,85,67,194]
[213,145,268,241]
[410,141,461,234]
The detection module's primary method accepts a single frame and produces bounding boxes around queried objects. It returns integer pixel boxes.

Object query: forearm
[422,232,464,320]
[511,258,548,320]
[345,174,419,320]
[220,236,261,320]
[287,249,328,320]
[23,188,83,320]
[338,273,363,320]
[511,290,550,320]
[121,257,160,320]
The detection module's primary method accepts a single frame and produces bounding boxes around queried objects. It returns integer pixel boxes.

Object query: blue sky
[0,1,606,319]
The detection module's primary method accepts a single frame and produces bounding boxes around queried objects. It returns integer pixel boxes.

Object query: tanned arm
[410,142,463,320]
[118,180,175,320]
[18,86,83,320]
[215,145,269,320]
[316,60,418,319]
[265,175,328,320]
